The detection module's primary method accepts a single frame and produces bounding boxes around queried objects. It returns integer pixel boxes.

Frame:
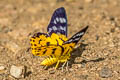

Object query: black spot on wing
[34,44,37,46]
[59,45,64,56]
[43,49,47,55]
[46,42,50,46]
[38,48,41,50]
[56,39,59,45]
[52,48,57,54]
[59,37,65,42]
[34,48,37,50]
[36,53,40,56]
[63,48,70,56]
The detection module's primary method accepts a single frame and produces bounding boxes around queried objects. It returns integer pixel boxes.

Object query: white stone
[10,65,25,78]
[0,65,6,74]
[0,64,6,73]
[0,66,5,71]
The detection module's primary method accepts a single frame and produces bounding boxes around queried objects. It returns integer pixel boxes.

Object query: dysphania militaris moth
[30,7,88,69]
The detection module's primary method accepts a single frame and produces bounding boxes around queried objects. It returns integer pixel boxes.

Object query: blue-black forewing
[64,26,88,44]
[47,7,67,37]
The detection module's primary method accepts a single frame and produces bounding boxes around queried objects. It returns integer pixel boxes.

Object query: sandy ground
[0,0,120,80]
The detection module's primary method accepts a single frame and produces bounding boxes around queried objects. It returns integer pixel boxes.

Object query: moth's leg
[61,61,67,72]
[43,65,48,70]
[65,54,71,71]
[66,61,69,71]
[57,59,67,71]
[60,59,70,72]
[55,60,60,69]
[62,61,67,67]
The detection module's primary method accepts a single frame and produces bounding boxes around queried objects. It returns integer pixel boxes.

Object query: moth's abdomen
[40,57,58,66]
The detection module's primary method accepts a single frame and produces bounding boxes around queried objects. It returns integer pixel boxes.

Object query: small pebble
[10,65,25,78]
[0,65,5,71]
[0,65,6,74]
[96,35,100,41]
[99,67,112,78]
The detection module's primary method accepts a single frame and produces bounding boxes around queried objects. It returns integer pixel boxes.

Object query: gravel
[99,67,112,78]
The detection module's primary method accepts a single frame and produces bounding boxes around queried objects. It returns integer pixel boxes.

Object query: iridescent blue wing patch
[64,26,88,44]
[47,7,67,37]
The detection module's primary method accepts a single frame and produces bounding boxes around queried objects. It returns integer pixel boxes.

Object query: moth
[30,7,88,69]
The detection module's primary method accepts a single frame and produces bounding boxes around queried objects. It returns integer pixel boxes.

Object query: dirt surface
[0,0,120,80]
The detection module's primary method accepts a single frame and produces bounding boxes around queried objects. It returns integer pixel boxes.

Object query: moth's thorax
[46,33,68,45]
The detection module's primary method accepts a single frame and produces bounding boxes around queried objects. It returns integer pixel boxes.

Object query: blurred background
[0,0,120,80]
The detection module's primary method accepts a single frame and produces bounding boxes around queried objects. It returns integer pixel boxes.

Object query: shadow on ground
[68,43,105,68]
